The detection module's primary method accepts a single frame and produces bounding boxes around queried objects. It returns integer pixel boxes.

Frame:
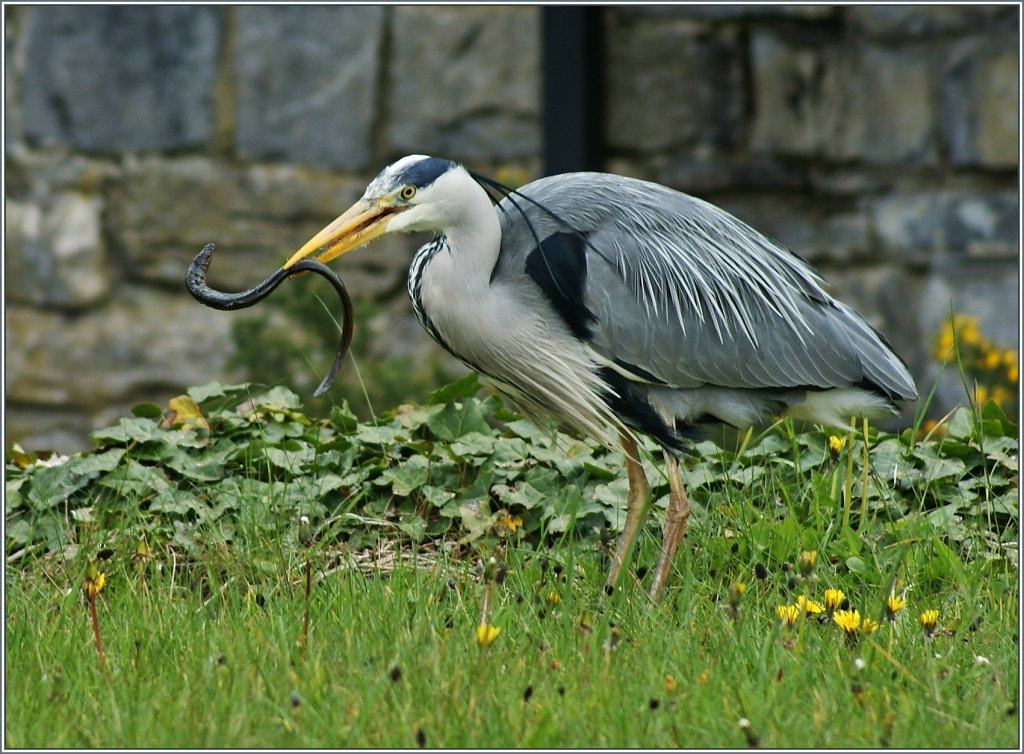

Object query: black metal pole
[541,7,604,175]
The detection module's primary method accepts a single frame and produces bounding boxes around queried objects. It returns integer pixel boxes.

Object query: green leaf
[148,490,210,519]
[263,443,315,473]
[5,518,32,546]
[493,482,548,511]
[426,401,490,441]
[353,424,405,446]
[188,381,250,403]
[132,402,164,419]
[381,456,430,497]
[90,417,161,445]
[428,373,481,404]
[845,556,867,574]
[252,386,302,410]
[456,499,494,543]
[330,402,359,433]
[98,460,172,498]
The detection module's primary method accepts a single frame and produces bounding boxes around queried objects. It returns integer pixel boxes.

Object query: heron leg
[605,432,650,593]
[649,451,692,602]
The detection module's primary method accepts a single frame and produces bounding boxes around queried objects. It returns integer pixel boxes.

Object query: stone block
[610,6,836,21]
[606,20,744,153]
[5,289,243,409]
[5,406,97,455]
[20,6,219,152]
[847,5,1018,38]
[234,6,385,170]
[871,191,1018,259]
[751,31,937,164]
[5,192,108,308]
[941,40,1018,169]
[388,7,540,160]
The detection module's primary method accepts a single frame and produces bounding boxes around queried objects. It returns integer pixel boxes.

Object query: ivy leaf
[330,402,359,433]
[381,456,430,497]
[132,402,164,419]
[263,443,315,474]
[426,401,490,441]
[188,381,250,404]
[98,460,172,498]
[90,417,161,445]
[428,372,481,404]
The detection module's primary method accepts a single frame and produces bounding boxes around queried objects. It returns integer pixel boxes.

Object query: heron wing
[492,172,916,401]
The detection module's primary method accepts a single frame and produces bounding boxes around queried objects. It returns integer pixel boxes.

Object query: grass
[6,512,1019,746]
[4,377,1020,748]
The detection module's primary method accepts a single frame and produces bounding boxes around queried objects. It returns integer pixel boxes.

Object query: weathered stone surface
[871,191,1019,259]
[612,6,836,21]
[20,6,219,152]
[847,5,1018,38]
[5,193,108,308]
[388,7,540,160]
[5,406,98,455]
[640,156,804,196]
[751,32,937,164]
[941,40,1018,169]
[104,156,416,296]
[5,289,242,408]
[606,20,744,153]
[3,4,1019,451]
[234,6,385,170]
[5,6,26,151]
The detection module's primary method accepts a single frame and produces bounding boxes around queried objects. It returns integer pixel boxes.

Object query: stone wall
[5,5,1019,452]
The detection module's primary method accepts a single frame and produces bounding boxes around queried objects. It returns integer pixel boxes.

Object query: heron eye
[399,185,416,201]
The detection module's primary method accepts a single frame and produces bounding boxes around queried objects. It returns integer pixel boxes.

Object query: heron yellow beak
[282,198,402,269]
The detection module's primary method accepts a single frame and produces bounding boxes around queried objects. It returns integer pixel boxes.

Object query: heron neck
[438,191,502,288]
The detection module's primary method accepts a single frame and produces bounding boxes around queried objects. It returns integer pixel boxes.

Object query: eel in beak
[185,243,354,397]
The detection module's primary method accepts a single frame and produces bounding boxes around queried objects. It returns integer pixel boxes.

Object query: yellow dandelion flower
[1009,364,1019,384]
[992,386,1009,406]
[885,594,907,621]
[935,330,954,358]
[728,581,746,607]
[82,563,106,599]
[497,513,523,534]
[975,385,989,404]
[828,435,847,454]
[959,317,981,346]
[833,609,861,636]
[664,673,679,694]
[475,623,501,647]
[823,588,846,613]
[859,617,881,635]
[698,668,711,686]
[919,609,939,636]
[985,350,1002,369]
[776,604,800,627]
[1004,349,1018,367]
[796,595,825,614]
[798,550,818,576]
[545,590,561,606]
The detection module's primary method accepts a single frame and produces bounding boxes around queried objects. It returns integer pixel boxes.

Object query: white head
[283,155,487,268]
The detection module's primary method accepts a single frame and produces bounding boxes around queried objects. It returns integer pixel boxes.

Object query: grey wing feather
[494,172,917,401]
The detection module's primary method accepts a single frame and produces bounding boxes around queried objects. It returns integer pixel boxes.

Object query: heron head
[283,155,468,269]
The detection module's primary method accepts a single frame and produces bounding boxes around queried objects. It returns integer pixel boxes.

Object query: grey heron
[282,155,918,602]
